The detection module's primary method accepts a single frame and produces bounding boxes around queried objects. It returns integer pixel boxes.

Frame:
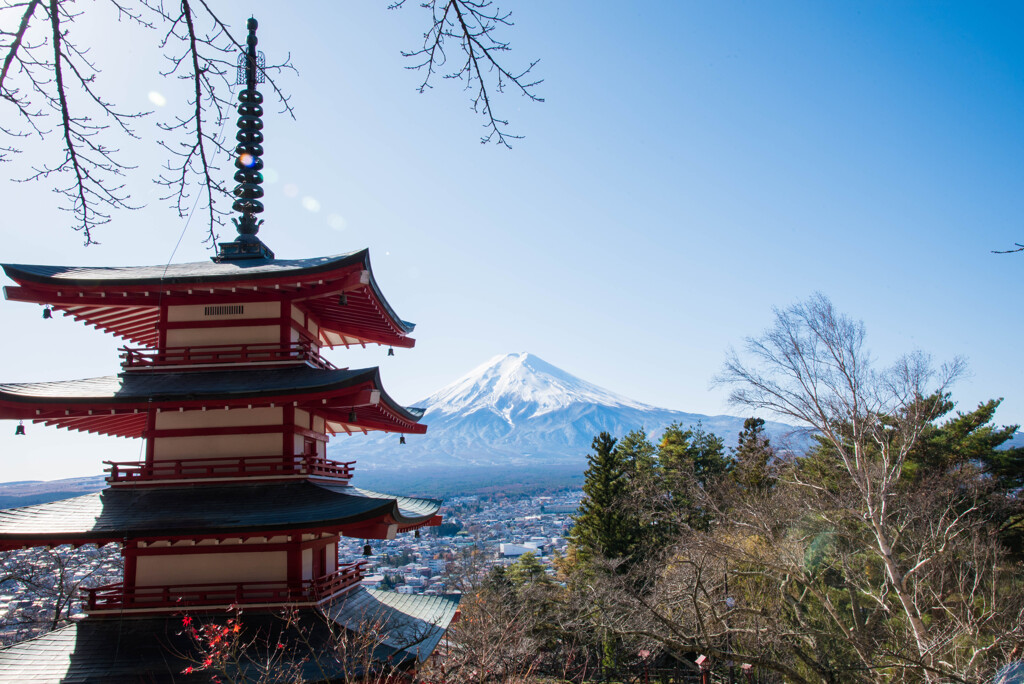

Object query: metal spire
[216,17,274,261]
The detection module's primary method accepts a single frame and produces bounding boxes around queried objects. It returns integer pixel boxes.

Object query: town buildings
[0,489,583,647]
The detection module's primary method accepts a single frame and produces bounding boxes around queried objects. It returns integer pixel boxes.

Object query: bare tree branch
[394,0,543,148]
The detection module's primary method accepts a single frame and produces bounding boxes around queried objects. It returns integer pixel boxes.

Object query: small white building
[499,542,544,557]
[360,574,385,589]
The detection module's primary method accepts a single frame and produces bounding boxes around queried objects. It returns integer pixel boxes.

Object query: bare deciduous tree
[393,0,543,148]
[0,544,121,645]
[709,293,1022,682]
[1,0,541,245]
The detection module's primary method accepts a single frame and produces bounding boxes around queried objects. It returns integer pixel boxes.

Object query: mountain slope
[331,352,799,470]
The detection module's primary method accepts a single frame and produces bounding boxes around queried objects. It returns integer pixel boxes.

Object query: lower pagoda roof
[0,366,426,436]
[0,590,461,682]
[0,482,441,549]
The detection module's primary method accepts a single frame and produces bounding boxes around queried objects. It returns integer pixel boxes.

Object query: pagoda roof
[0,481,440,548]
[0,366,426,436]
[327,589,462,663]
[2,249,416,348]
[0,591,460,681]
[2,253,377,285]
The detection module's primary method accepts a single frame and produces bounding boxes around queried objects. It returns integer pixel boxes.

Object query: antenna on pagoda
[215,17,275,261]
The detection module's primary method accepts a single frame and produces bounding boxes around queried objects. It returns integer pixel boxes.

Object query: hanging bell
[14,422,25,436]
[337,293,347,306]
[414,529,420,539]
[362,544,372,557]
[42,308,52,320]
[348,410,357,423]
[399,435,406,445]
[387,347,395,357]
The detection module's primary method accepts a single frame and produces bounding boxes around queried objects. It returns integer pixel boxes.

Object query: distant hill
[0,475,105,509]
[3,354,1019,505]
[331,352,804,470]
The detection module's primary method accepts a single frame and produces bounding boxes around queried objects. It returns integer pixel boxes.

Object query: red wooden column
[144,406,156,465]
[286,535,302,585]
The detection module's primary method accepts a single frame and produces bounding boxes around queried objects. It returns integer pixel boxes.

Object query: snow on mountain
[426,353,651,421]
[330,352,797,470]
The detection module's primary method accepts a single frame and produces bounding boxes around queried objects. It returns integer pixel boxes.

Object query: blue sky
[1,2,1021,480]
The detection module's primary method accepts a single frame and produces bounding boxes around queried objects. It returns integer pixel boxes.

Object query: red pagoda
[0,19,458,682]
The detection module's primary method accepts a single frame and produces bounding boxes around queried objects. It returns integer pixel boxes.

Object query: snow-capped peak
[421,352,652,419]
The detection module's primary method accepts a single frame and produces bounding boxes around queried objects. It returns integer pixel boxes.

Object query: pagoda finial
[215,17,274,261]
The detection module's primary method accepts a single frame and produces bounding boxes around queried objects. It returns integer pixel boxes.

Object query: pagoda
[0,19,459,682]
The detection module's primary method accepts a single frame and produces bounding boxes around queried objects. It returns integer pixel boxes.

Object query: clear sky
[1,2,1021,481]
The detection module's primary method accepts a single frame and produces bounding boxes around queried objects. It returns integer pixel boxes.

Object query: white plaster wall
[301,549,312,580]
[294,409,310,430]
[165,325,280,347]
[136,551,287,586]
[168,301,281,322]
[153,433,281,460]
[155,407,283,430]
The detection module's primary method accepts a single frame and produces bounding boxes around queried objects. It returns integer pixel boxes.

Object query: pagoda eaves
[0,366,427,438]
[0,481,442,551]
[2,249,415,349]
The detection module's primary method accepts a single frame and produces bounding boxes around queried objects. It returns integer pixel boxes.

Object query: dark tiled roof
[0,482,441,543]
[0,366,423,423]
[0,367,375,401]
[0,592,458,682]
[327,589,461,663]
[2,250,415,335]
[3,252,368,285]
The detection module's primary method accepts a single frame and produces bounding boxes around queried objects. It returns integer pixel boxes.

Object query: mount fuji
[331,352,798,471]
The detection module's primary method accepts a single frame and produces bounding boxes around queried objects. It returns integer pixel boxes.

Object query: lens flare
[239,153,255,168]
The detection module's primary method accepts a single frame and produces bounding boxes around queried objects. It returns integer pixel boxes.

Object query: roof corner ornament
[215,17,274,262]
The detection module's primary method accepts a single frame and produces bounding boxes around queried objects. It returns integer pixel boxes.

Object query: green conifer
[731,417,776,491]
[570,432,634,561]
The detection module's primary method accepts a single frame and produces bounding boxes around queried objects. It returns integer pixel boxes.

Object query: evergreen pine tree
[905,396,1023,558]
[658,422,729,530]
[507,552,548,586]
[618,428,658,482]
[731,417,776,491]
[570,432,635,562]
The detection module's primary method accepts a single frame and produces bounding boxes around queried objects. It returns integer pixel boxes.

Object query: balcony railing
[104,454,356,484]
[84,562,366,612]
[119,342,338,371]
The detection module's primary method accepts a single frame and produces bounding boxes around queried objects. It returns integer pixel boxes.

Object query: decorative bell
[399,435,406,445]
[14,422,25,436]
[414,529,420,539]
[348,410,357,423]
[362,544,372,557]
[387,347,395,357]
[42,308,52,320]
[337,294,347,306]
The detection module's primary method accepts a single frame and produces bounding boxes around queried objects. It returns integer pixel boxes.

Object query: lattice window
[203,305,244,316]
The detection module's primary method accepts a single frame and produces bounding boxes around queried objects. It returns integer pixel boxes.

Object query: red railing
[84,562,366,612]
[119,342,338,371]
[104,454,356,484]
